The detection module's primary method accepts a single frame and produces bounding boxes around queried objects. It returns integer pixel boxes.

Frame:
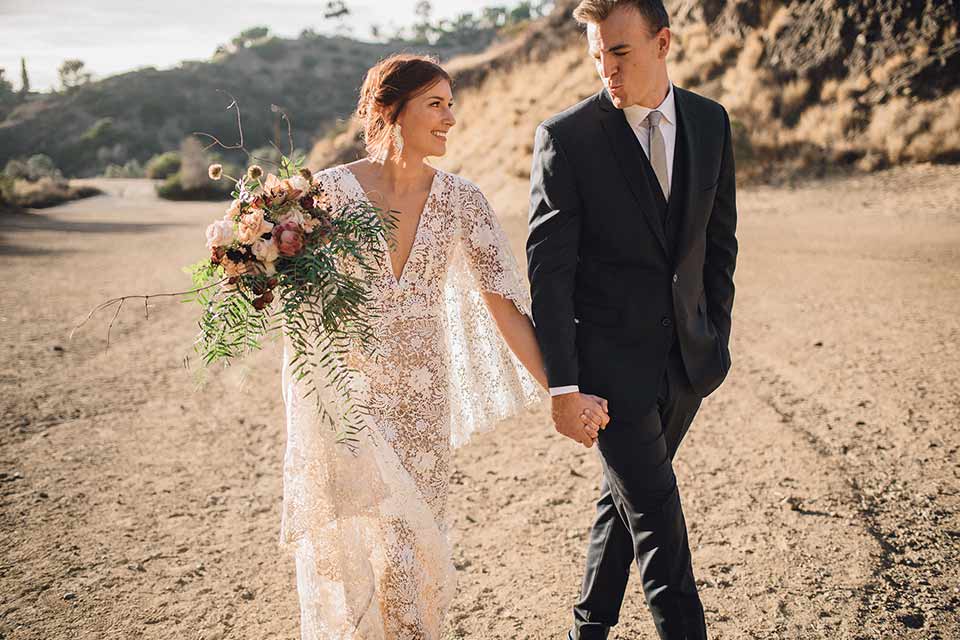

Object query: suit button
[673,273,678,284]
[661,317,673,327]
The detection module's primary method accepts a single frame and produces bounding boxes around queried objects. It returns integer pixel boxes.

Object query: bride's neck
[371,156,434,193]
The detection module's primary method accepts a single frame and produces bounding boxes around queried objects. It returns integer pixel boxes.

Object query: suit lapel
[596,88,669,256]
[671,86,700,259]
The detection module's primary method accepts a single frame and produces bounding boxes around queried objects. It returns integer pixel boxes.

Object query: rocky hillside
[0,34,495,178]
[310,0,960,212]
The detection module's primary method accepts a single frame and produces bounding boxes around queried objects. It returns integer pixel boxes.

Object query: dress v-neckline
[342,166,440,287]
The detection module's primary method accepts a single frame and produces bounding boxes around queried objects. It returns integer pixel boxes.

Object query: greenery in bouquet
[182,152,394,444]
[74,98,395,445]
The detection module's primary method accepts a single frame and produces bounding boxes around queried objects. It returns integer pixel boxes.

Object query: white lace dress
[278,165,545,639]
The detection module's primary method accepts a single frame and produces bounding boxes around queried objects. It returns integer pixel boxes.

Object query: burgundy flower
[273,220,305,257]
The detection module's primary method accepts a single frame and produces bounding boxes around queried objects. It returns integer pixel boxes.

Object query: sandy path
[1,168,958,639]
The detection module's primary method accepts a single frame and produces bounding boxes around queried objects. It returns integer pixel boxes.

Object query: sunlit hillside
[309,0,960,222]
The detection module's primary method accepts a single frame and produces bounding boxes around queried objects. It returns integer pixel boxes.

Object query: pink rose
[205,219,235,249]
[273,220,304,257]
[236,210,274,245]
[275,204,305,226]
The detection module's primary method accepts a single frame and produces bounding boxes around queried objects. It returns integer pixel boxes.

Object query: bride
[278,54,609,639]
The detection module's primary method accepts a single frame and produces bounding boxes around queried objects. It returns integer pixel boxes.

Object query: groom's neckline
[622,82,677,129]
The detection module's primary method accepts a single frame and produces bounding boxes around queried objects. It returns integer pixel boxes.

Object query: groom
[526,1,738,638]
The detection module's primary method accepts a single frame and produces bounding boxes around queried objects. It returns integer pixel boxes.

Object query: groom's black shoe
[568,627,609,640]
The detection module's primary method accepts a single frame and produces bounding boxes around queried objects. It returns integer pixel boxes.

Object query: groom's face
[586,5,670,109]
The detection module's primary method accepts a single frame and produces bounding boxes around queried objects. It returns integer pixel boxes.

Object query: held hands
[550,392,611,448]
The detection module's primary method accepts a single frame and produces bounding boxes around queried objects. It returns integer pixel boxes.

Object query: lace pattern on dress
[278,165,547,639]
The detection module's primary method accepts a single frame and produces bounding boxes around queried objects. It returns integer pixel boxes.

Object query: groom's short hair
[573,0,670,32]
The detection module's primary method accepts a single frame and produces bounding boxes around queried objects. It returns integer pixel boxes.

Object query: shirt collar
[623,81,676,130]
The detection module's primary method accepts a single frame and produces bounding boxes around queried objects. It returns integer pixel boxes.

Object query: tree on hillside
[323,1,349,19]
[509,2,533,22]
[481,6,507,29]
[0,69,14,97]
[231,26,270,49]
[58,59,92,91]
[19,58,30,96]
[413,1,433,42]
[0,68,17,119]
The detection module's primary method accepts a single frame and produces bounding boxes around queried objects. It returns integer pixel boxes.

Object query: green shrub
[25,154,63,181]
[103,159,145,178]
[250,37,288,62]
[6,176,100,209]
[156,172,232,201]
[145,151,181,179]
[0,175,19,213]
[3,157,28,180]
[80,117,114,143]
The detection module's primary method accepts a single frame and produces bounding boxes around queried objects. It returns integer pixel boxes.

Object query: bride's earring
[391,123,404,160]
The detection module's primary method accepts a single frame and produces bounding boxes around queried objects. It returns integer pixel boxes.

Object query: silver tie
[644,110,669,199]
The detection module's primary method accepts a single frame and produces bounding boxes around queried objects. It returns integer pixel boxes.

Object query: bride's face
[396,79,456,158]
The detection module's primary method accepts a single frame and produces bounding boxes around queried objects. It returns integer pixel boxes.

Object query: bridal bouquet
[73,99,392,443]
[182,155,393,440]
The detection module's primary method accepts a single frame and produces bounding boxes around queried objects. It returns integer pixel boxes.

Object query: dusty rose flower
[273,220,305,257]
[237,210,274,245]
[275,204,305,226]
[252,237,280,263]
[247,165,263,181]
[208,163,223,180]
[205,219,235,249]
[263,173,282,191]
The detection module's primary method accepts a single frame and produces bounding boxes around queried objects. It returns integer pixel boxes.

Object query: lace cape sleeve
[443,175,548,449]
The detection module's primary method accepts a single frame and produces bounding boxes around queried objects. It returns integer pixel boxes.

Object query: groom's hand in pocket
[550,392,610,448]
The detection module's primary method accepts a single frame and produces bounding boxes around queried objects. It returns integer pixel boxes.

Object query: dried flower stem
[70,277,230,347]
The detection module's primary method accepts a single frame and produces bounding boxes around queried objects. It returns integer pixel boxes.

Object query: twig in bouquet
[191,90,283,171]
[106,298,124,349]
[269,103,296,160]
[69,277,230,346]
[194,91,244,152]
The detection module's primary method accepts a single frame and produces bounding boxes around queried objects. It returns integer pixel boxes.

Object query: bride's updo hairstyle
[356,53,451,162]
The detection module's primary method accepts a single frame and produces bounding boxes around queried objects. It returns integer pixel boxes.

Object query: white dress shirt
[547,82,677,398]
[623,81,677,198]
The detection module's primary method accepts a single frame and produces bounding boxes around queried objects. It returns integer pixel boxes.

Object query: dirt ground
[1,166,958,639]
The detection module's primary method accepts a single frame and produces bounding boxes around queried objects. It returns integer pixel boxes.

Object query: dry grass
[866,90,960,164]
[8,177,102,209]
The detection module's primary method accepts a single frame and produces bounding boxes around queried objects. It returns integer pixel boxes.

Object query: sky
[0,0,495,92]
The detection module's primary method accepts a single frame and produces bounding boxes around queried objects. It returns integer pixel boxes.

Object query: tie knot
[645,110,663,128]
